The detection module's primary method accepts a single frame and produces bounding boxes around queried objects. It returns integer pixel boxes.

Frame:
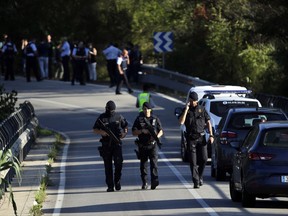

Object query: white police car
[175,85,262,162]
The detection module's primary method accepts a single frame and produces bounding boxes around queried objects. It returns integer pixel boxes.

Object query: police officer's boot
[142,181,148,190]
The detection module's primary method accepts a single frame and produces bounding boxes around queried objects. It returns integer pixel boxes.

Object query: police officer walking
[93,101,128,192]
[132,102,163,190]
[178,91,214,189]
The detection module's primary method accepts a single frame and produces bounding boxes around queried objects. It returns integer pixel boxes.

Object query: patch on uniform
[198,108,202,113]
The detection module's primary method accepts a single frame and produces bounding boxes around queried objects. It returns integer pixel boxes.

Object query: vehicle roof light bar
[203,90,252,94]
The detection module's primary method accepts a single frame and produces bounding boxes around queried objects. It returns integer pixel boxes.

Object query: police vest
[76,47,86,56]
[138,92,150,112]
[25,43,34,55]
[185,105,207,135]
[4,43,15,58]
[121,56,128,70]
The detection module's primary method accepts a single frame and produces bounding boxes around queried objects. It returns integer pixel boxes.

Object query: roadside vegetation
[30,128,64,216]
[1,0,288,96]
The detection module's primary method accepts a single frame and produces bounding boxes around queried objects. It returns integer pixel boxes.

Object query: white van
[175,84,262,162]
[186,85,249,101]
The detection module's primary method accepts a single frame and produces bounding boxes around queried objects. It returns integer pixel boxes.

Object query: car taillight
[221,131,237,138]
[248,152,274,161]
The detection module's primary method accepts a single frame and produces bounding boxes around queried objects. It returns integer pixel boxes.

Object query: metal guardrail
[139,64,215,94]
[139,64,288,112]
[0,100,39,184]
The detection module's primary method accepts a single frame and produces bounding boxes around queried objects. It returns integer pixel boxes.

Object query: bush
[0,85,17,122]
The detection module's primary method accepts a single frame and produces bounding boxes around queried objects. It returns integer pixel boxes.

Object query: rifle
[143,117,162,149]
[98,119,121,144]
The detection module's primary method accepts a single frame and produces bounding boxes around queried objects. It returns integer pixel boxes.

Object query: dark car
[211,107,288,181]
[229,121,288,207]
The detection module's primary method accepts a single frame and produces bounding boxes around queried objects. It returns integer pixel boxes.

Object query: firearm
[98,119,121,144]
[143,117,162,149]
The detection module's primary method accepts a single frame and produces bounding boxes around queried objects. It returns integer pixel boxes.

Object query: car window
[263,129,288,148]
[210,101,259,118]
[241,126,259,149]
[227,113,287,130]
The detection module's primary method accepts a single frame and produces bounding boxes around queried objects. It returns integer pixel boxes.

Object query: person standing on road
[115,48,133,95]
[102,43,121,87]
[132,102,163,190]
[1,36,17,80]
[25,38,41,82]
[93,100,128,192]
[178,91,214,189]
[136,84,155,112]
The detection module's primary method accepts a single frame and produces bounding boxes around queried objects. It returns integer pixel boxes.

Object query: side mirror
[174,107,183,118]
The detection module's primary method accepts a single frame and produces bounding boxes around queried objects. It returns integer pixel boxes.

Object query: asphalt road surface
[3,77,288,216]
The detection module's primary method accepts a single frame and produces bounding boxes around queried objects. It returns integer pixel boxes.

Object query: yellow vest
[138,92,150,112]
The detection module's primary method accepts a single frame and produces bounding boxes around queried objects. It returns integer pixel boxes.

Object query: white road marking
[32,96,217,215]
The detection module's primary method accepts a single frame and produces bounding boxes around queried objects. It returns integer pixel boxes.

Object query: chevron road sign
[153,32,173,53]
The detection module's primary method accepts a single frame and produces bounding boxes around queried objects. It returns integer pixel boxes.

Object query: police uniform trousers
[102,142,123,188]
[187,135,208,185]
[26,56,41,82]
[107,59,117,86]
[139,144,158,184]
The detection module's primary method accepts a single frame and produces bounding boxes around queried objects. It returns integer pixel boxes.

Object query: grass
[29,127,63,216]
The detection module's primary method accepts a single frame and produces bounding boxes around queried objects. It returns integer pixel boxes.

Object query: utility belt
[100,138,120,145]
[135,138,156,149]
[189,132,205,140]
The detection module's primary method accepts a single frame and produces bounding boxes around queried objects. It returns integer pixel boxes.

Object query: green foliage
[1,0,288,95]
[0,149,22,216]
[0,85,17,122]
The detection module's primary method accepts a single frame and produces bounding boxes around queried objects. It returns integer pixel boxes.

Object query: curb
[0,135,55,216]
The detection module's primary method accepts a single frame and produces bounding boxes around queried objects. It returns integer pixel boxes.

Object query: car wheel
[216,166,226,181]
[242,187,256,207]
[181,136,189,162]
[229,178,241,202]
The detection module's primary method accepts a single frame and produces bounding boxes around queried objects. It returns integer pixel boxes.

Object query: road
[3,77,288,216]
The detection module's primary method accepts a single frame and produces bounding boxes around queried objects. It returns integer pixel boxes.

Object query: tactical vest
[76,47,86,56]
[185,105,206,135]
[4,43,15,58]
[121,56,128,70]
[25,43,34,55]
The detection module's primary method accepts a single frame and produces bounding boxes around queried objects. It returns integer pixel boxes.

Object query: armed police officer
[132,102,163,190]
[93,100,128,192]
[178,91,214,189]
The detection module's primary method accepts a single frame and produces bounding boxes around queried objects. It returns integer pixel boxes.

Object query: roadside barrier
[0,100,39,185]
[139,64,288,112]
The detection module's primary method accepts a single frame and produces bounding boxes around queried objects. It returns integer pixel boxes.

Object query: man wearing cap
[178,91,214,189]
[132,102,163,190]
[93,100,128,192]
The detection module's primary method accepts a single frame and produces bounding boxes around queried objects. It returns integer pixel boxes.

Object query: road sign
[153,32,173,53]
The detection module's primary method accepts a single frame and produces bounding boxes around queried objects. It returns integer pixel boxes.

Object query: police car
[175,85,262,162]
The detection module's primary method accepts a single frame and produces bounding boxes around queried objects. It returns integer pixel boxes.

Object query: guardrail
[139,64,215,95]
[0,100,39,185]
[139,64,288,112]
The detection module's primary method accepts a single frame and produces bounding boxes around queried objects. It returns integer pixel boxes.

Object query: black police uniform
[132,112,163,189]
[93,111,128,191]
[183,104,210,187]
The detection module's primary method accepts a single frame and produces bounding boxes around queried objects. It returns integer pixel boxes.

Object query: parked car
[229,121,288,207]
[211,107,288,181]
[174,86,261,162]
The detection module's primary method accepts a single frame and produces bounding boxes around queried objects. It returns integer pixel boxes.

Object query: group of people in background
[0,34,98,85]
[0,34,142,92]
